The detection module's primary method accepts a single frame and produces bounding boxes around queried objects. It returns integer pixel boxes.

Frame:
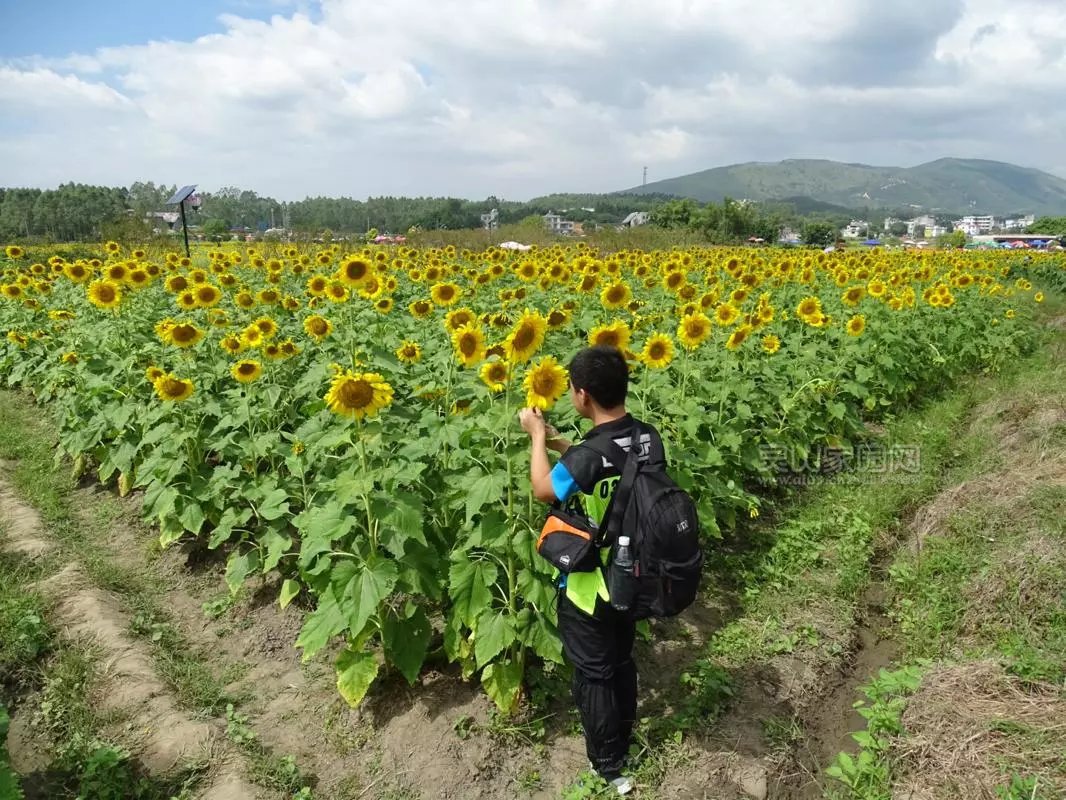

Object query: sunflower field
[0,240,1058,712]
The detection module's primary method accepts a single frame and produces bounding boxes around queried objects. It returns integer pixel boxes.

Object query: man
[519,345,660,796]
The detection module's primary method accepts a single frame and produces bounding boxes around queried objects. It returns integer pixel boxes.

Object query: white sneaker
[588,762,634,795]
[609,776,634,795]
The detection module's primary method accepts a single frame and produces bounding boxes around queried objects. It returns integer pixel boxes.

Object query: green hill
[623,158,1066,216]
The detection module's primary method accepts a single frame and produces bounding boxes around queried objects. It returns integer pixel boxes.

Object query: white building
[906,215,937,238]
[1003,215,1036,231]
[544,212,575,235]
[958,214,995,234]
[480,208,499,230]
[841,220,869,239]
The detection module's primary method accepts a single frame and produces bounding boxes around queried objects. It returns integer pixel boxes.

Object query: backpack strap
[583,424,642,546]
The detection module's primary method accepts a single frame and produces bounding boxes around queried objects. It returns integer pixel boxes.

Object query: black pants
[557,589,637,779]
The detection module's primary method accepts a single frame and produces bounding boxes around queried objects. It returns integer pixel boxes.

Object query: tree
[1027,216,1066,235]
[939,229,967,249]
[888,221,908,237]
[202,218,230,242]
[650,199,700,229]
[802,221,837,247]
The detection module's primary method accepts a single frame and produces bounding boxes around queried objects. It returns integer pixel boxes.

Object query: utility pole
[642,166,648,186]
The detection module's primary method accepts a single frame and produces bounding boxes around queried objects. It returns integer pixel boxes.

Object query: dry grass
[893,661,1066,800]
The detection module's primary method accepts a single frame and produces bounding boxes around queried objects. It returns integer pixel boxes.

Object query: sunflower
[714,303,740,326]
[546,308,570,329]
[409,299,433,319]
[1005,309,1016,319]
[165,274,188,293]
[725,324,753,350]
[396,340,422,364]
[479,359,509,392]
[168,322,204,348]
[842,286,865,306]
[1034,292,1045,303]
[145,365,166,382]
[253,316,278,339]
[761,334,781,354]
[207,309,230,328]
[196,284,222,307]
[303,315,332,341]
[338,258,373,286]
[523,356,568,410]
[220,335,244,354]
[662,270,686,293]
[6,331,27,348]
[600,281,632,310]
[588,321,632,351]
[235,291,256,309]
[358,274,384,300]
[231,359,262,383]
[504,310,547,363]
[104,241,121,255]
[324,370,394,419]
[867,279,887,298]
[105,263,128,284]
[846,314,866,337]
[374,297,394,314]
[1,284,22,300]
[262,343,284,360]
[445,307,476,333]
[326,281,349,303]
[451,324,486,367]
[4,245,24,259]
[677,312,712,350]
[430,282,461,306]
[240,325,265,348]
[641,333,674,369]
[64,263,90,283]
[153,373,194,402]
[87,280,122,310]
[176,290,198,311]
[128,269,150,288]
[307,274,330,296]
[796,296,822,322]
[257,288,281,305]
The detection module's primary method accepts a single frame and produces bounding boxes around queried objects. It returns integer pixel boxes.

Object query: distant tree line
[9,179,1048,245]
[0,181,669,242]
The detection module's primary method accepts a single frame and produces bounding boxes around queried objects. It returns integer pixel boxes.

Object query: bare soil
[0,473,266,800]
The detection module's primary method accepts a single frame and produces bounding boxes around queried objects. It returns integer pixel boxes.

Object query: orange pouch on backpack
[536,508,599,573]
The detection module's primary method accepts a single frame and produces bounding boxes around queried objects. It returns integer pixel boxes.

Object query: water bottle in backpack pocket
[606,535,638,613]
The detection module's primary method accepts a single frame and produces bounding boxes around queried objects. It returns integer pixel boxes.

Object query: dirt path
[0,473,265,800]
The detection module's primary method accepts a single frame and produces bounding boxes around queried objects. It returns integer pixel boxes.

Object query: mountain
[622,158,1066,216]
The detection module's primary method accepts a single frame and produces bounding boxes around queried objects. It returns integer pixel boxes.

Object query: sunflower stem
[354,418,377,556]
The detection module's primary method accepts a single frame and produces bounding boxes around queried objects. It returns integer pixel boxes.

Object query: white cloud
[1,0,1065,198]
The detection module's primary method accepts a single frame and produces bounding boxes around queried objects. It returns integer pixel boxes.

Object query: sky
[1,0,1065,201]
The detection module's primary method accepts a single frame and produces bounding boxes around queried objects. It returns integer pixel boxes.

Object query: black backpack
[585,422,703,620]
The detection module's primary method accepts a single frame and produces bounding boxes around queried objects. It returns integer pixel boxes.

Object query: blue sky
[0,0,307,58]
[1,0,1065,200]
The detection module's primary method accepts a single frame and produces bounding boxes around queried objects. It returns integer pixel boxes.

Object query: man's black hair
[569,346,628,408]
